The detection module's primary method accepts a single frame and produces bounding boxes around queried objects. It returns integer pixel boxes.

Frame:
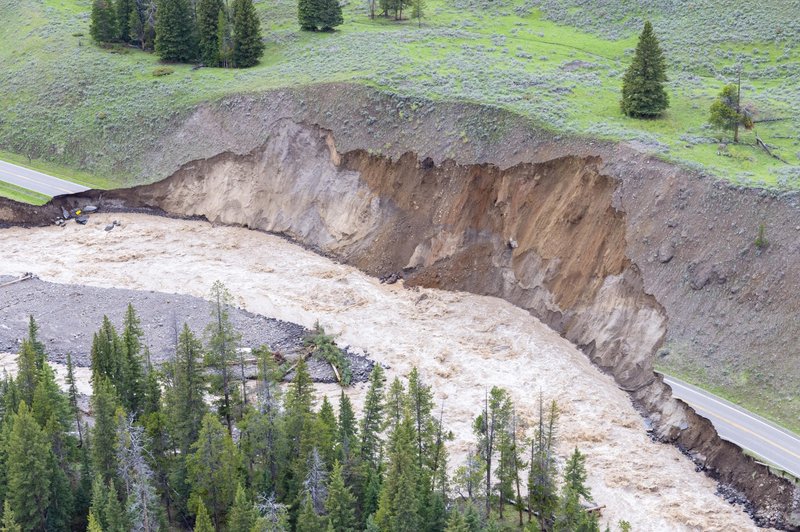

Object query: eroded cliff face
[1,118,798,528]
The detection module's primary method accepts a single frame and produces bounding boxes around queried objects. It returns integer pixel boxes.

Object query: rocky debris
[75,215,88,225]
[285,348,375,384]
[688,263,728,290]
[2,281,289,366]
[105,220,121,232]
[0,276,377,385]
[657,241,675,263]
[508,238,519,249]
[379,272,402,285]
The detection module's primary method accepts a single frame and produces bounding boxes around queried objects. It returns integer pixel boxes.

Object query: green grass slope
[0,0,799,190]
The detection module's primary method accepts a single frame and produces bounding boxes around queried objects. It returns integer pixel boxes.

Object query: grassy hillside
[0,0,799,190]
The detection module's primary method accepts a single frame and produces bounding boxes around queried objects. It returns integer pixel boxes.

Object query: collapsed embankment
[1,84,799,528]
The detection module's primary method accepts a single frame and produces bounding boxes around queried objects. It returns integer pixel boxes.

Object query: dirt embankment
[1,85,799,527]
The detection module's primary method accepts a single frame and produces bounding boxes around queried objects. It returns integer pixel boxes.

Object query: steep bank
[1,86,799,527]
[0,213,767,531]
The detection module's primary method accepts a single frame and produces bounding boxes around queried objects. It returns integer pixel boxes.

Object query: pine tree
[167,323,208,453]
[282,356,317,503]
[142,405,173,523]
[89,475,109,530]
[193,501,215,532]
[496,413,517,520]
[100,480,129,532]
[155,0,197,62]
[425,473,447,532]
[553,487,599,532]
[116,0,133,41]
[87,512,103,532]
[620,21,669,118]
[411,0,424,27]
[375,406,420,532]
[26,316,46,370]
[240,347,283,494]
[359,364,385,468]
[32,362,71,436]
[45,447,74,532]
[361,466,382,526]
[91,0,118,42]
[296,493,324,532]
[205,281,243,433]
[187,413,241,529]
[231,0,265,67]
[1,377,20,419]
[318,396,338,470]
[563,448,591,502]
[406,367,435,471]
[91,315,125,390]
[297,0,316,31]
[6,402,51,532]
[197,0,222,65]
[462,502,481,532]
[164,324,208,519]
[228,484,259,531]
[337,390,358,469]
[73,441,94,531]
[317,0,342,31]
[1,501,21,532]
[385,378,405,439]
[528,396,559,529]
[15,340,39,406]
[65,352,84,445]
[444,509,468,532]
[473,387,511,517]
[216,7,233,67]
[709,80,752,143]
[91,378,121,484]
[121,303,146,417]
[325,461,356,532]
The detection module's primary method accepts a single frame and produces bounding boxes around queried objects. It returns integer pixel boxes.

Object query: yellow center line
[0,166,72,195]
[682,398,800,463]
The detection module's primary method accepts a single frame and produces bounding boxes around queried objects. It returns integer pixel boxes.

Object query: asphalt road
[0,159,88,197]
[663,375,800,479]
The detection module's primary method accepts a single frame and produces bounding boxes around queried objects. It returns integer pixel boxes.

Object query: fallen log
[282,352,312,376]
[0,272,35,289]
[583,504,606,515]
[753,117,790,123]
[330,361,342,383]
[756,135,789,164]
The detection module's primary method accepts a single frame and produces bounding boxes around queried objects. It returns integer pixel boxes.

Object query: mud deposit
[0,213,763,531]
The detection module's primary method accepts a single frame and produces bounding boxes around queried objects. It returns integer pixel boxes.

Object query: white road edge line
[666,378,798,438]
[0,160,84,187]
